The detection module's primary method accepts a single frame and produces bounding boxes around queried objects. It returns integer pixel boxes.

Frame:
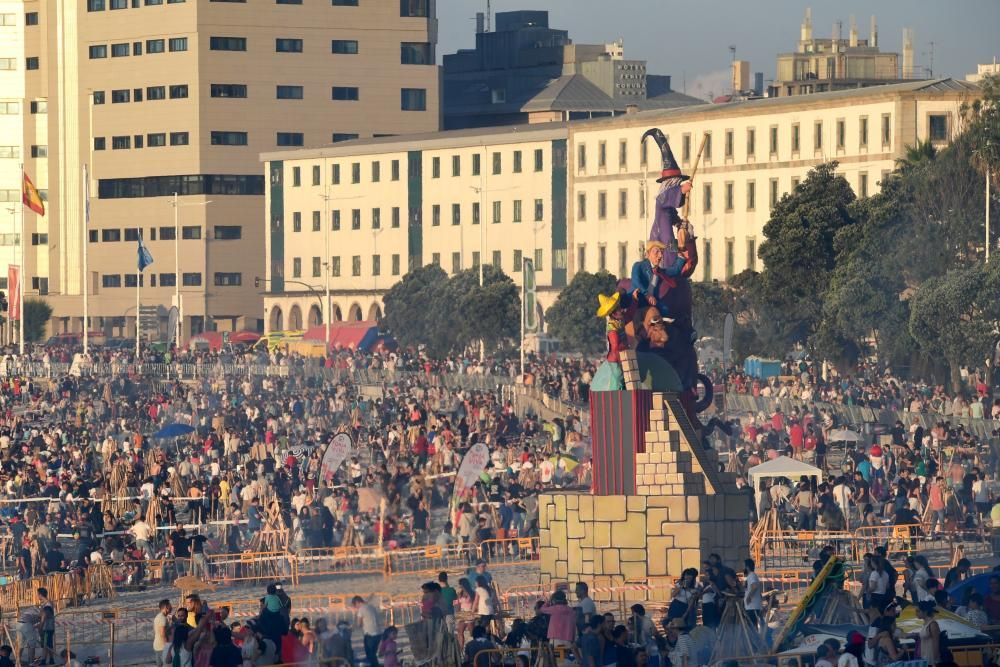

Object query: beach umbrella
[153,423,196,439]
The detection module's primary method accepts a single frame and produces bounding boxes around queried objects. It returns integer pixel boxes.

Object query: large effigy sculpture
[537,128,749,601]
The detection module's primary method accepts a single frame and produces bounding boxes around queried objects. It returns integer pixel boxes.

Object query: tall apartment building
[8,0,438,339]
[0,1,27,302]
[262,78,977,332]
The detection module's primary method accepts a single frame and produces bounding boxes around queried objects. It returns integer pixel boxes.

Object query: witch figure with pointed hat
[642,128,697,278]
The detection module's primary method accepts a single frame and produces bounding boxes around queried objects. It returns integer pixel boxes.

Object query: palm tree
[895,140,937,173]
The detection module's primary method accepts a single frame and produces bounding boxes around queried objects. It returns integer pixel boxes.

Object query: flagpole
[18,162,24,356]
[82,164,89,355]
[84,91,94,356]
[135,259,140,359]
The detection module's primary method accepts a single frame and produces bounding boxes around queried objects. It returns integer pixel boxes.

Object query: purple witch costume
[642,128,689,268]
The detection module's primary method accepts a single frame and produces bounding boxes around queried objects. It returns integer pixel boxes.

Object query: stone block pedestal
[538,392,750,601]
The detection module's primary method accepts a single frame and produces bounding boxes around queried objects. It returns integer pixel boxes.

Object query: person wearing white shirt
[832,479,853,527]
[743,559,764,631]
[868,556,892,611]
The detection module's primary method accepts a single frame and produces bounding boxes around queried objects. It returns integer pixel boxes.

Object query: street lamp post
[169,194,211,349]
[319,188,332,347]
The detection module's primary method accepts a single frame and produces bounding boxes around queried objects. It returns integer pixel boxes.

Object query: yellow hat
[596,292,621,318]
[645,240,667,253]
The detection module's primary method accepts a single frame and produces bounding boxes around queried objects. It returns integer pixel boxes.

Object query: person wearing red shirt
[413,428,429,467]
[771,409,784,432]
[789,421,804,459]
[539,591,578,650]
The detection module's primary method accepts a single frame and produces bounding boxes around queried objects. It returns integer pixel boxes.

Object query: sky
[436,0,1000,101]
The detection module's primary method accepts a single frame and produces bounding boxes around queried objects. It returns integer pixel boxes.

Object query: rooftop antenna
[929,41,934,78]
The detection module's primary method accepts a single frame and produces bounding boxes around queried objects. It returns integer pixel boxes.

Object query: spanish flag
[22,171,44,216]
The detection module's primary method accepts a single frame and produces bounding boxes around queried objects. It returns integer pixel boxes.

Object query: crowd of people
[720,358,1000,420]
[1,338,1000,666]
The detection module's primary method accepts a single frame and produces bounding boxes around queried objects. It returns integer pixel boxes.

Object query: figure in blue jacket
[630,240,686,317]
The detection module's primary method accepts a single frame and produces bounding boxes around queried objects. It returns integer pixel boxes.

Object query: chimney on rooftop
[902,28,914,77]
[849,16,858,47]
[801,8,812,42]
[870,15,878,48]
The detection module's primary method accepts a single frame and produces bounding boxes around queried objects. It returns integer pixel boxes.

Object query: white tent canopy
[747,455,822,489]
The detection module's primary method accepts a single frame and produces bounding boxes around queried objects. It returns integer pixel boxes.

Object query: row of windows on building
[92,85,188,104]
[289,147,546,189]
[86,34,430,62]
[575,171,885,221]
[289,197,548,233]
[98,175,264,199]
[99,272,240,288]
[89,131,368,150]
[0,188,46,202]
[291,248,544,280]
[574,239,757,282]
[575,114,916,173]
[87,0,183,11]
[94,133,189,150]
[86,226,241,242]
[88,38,188,58]
[86,0,429,15]
[0,11,33,25]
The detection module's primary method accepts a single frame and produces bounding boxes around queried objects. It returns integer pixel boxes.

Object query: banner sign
[454,442,490,494]
[320,432,353,485]
[7,265,19,321]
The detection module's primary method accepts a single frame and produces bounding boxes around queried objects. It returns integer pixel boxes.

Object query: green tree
[894,139,937,173]
[908,261,1000,391]
[23,298,53,343]
[544,270,618,354]
[813,177,917,368]
[445,265,520,353]
[381,264,449,353]
[725,270,790,359]
[756,162,857,347]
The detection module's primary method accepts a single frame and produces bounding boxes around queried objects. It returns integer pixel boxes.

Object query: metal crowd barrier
[0,360,518,391]
[295,546,388,579]
[724,392,1000,439]
[205,551,294,586]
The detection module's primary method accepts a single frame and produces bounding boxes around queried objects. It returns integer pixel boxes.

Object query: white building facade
[569,79,976,282]
[262,79,978,334]
[261,125,568,333]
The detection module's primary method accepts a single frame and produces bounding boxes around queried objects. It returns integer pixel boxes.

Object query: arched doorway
[288,305,303,330]
[308,305,322,326]
[333,305,343,322]
[367,303,382,322]
[348,303,363,321]
[269,307,283,332]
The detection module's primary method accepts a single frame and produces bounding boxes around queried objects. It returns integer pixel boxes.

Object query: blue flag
[137,232,153,272]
